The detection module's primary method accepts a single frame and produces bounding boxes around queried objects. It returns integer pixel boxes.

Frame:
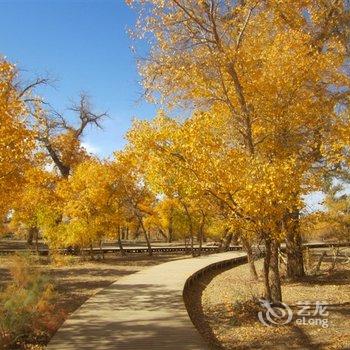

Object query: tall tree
[128,0,350,299]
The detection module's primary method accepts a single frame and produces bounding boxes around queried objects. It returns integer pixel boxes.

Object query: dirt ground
[0,251,189,349]
[187,249,350,350]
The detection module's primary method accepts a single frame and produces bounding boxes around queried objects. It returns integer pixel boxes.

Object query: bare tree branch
[18,77,52,98]
[70,93,108,138]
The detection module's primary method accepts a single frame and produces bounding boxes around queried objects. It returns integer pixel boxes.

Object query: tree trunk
[117,226,126,256]
[168,209,174,243]
[218,237,224,250]
[198,230,203,256]
[241,237,258,280]
[133,222,141,240]
[190,234,194,257]
[270,239,282,302]
[198,214,205,256]
[158,228,168,241]
[145,233,152,256]
[218,229,228,251]
[286,209,304,279]
[200,212,206,253]
[45,143,70,178]
[184,237,188,252]
[140,219,152,256]
[314,251,327,275]
[35,229,39,254]
[27,227,37,245]
[263,238,272,301]
[223,231,233,251]
[232,232,239,245]
[99,240,105,260]
[182,202,195,256]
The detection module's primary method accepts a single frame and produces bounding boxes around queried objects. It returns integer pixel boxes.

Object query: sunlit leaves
[127,0,350,243]
[0,60,34,220]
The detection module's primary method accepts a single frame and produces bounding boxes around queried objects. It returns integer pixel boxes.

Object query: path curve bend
[48,252,246,350]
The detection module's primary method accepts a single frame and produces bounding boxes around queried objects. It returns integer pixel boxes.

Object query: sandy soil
[186,249,350,350]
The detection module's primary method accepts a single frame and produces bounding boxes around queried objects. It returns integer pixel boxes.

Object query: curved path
[48,251,246,350]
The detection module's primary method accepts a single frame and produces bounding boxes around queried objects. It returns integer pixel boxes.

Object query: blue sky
[0,0,157,157]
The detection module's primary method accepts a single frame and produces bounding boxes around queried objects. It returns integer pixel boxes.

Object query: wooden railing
[0,242,349,256]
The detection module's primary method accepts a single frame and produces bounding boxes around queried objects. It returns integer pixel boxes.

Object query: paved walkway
[48,251,246,350]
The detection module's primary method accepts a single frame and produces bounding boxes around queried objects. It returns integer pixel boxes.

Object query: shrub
[50,251,77,267]
[0,254,63,348]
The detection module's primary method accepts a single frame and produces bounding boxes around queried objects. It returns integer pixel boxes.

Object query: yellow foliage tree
[128,0,350,301]
[111,151,156,256]
[0,60,34,224]
[52,160,119,250]
[10,166,61,247]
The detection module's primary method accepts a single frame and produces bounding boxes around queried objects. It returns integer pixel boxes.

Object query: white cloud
[81,142,100,156]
